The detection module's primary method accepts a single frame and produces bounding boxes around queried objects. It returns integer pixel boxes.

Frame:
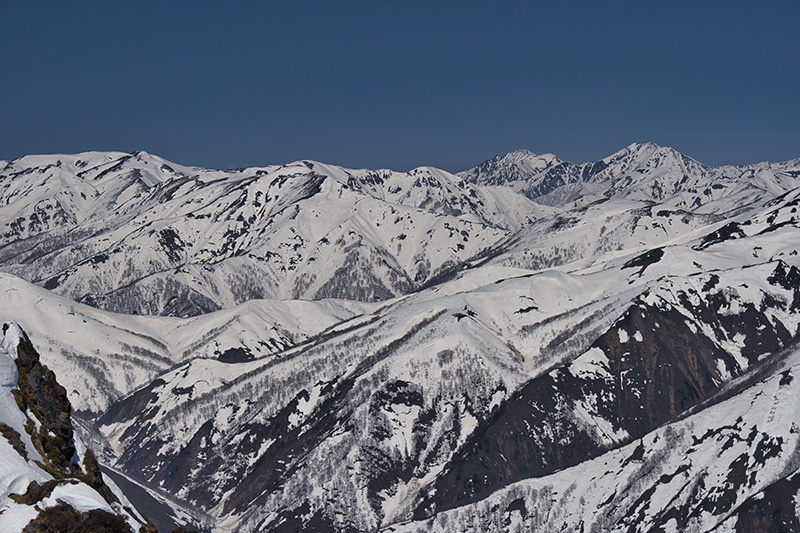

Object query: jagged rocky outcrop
[8,323,76,471]
[0,322,151,532]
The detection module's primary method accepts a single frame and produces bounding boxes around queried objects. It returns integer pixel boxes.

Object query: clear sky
[2,1,798,172]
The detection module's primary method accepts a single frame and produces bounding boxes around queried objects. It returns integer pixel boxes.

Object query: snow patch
[569,348,611,380]
[489,389,505,412]
[40,483,113,514]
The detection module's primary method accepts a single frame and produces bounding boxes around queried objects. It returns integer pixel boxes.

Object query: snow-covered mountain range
[0,152,547,317]
[1,143,799,531]
[461,142,800,213]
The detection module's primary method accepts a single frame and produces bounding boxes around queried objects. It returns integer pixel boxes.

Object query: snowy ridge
[0,272,373,414]
[460,142,800,213]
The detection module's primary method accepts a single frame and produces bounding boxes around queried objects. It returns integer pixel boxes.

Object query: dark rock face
[22,503,134,533]
[769,261,800,312]
[621,247,664,275]
[730,472,800,533]
[0,422,27,459]
[9,323,76,470]
[2,323,153,530]
[260,501,349,533]
[591,303,741,431]
[362,380,425,516]
[98,379,166,431]
[414,371,604,518]
[694,221,748,250]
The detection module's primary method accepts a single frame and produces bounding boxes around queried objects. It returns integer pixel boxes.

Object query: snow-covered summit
[461,142,800,212]
[458,148,566,188]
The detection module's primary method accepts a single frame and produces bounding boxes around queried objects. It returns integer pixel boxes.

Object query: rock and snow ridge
[1,144,800,531]
[0,321,147,532]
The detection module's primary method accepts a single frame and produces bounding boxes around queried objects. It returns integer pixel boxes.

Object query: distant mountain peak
[624,140,661,151]
[458,149,564,188]
[487,148,561,165]
[507,149,561,167]
[460,142,797,211]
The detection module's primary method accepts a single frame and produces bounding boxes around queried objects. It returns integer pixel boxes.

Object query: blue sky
[2,1,798,171]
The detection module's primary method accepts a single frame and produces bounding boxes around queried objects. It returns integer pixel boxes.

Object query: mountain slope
[393,338,800,532]
[0,272,373,414]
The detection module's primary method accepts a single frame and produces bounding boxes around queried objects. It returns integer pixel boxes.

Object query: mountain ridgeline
[1,143,800,532]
